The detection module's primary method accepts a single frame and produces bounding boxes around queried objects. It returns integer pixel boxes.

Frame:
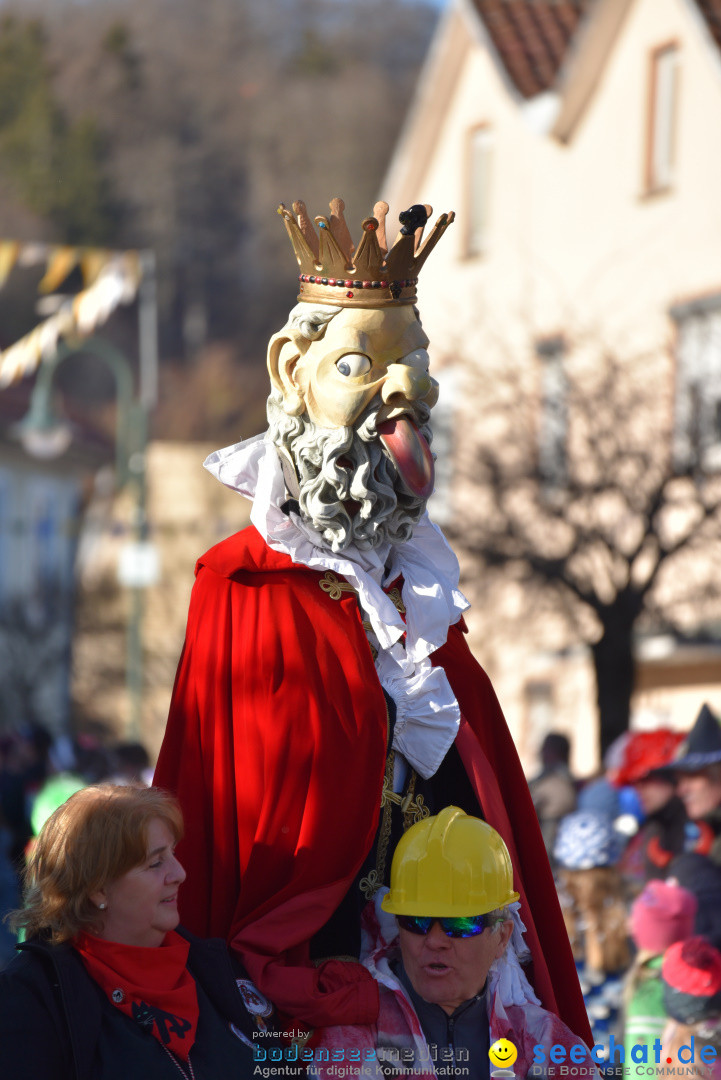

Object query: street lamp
[15,337,135,475]
[14,335,156,741]
[14,371,73,459]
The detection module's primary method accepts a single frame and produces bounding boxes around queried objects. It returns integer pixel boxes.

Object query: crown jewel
[278,196,455,308]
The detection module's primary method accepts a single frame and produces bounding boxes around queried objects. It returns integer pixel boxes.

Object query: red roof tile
[472,1,721,100]
[694,0,721,53]
[471,0,592,98]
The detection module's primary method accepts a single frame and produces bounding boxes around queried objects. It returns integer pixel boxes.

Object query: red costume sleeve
[154,527,386,1026]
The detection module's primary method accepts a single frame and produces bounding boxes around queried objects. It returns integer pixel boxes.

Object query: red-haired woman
[0,785,281,1080]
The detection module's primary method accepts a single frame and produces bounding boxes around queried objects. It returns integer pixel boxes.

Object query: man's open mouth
[377,414,434,500]
[423,962,452,976]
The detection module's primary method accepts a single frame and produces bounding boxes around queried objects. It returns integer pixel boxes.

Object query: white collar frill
[204,433,471,780]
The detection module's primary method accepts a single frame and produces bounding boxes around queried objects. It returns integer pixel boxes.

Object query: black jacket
[0,926,275,1080]
[642,794,688,879]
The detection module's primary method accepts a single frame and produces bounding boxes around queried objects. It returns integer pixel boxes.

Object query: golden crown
[278,196,455,308]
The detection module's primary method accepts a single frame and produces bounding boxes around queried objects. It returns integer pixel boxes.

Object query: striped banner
[0,244,143,388]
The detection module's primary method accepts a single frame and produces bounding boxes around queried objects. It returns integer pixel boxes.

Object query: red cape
[154,525,590,1043]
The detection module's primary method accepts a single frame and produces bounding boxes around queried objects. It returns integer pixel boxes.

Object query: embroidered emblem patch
[236,978,273,1018]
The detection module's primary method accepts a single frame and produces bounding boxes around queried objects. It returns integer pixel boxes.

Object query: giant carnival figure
[154,198,590,1042]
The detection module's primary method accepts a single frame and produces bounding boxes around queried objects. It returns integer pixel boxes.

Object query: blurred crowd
[530,705,721,1073]
[0,724,152,969]
[3,704,721,1074]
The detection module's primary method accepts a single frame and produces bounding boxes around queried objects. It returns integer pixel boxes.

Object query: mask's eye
[336,353,371,377]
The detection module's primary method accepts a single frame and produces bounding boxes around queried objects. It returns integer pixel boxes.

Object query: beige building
[383,0,721,773]
[71,441,250,760]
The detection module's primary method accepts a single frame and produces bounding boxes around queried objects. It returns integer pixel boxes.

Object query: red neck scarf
[75,930,199,1061]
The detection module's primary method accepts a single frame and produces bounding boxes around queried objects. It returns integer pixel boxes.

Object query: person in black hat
[672,705,721,867]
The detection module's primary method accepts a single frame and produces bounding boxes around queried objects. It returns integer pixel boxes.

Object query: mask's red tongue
[377,416,434,500]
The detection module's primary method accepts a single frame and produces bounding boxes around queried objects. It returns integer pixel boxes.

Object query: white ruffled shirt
[204,432,471,781]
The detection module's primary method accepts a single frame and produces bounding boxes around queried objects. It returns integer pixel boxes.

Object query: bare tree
[451,336,721,755]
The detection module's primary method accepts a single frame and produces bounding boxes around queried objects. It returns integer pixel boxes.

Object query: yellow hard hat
[381,806,520,917]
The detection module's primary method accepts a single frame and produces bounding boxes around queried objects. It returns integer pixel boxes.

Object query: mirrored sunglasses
[397,913,498,939]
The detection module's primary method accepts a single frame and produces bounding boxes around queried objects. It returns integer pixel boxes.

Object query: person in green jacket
[625,879,697,1077]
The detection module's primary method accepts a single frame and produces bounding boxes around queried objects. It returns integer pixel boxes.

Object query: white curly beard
[266,391,433,553]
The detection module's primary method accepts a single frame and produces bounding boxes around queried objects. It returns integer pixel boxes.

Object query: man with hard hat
[311,807,598,1079]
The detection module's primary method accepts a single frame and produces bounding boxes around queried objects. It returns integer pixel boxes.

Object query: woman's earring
[98,903,107,910]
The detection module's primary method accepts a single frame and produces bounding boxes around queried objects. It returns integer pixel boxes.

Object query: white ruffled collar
[204,432,470,779]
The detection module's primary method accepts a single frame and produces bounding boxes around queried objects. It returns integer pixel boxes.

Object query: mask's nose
[381,348,438,408]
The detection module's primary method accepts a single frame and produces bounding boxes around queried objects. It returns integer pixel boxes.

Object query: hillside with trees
[0,0,437,439]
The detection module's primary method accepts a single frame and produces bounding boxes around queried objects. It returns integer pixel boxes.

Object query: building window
[466,126,493,256]
[536,336,567,487]
[646,43,679,193]
[671,296,721,471]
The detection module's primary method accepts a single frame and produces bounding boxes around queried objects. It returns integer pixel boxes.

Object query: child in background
[625,880,697,1078]
[661,937,721,1079]
[555,810,630,977]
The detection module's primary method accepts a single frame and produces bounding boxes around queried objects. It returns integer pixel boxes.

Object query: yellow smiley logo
[489,1039,518,1069]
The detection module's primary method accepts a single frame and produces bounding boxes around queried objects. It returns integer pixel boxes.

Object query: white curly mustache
[266,393,433,553]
